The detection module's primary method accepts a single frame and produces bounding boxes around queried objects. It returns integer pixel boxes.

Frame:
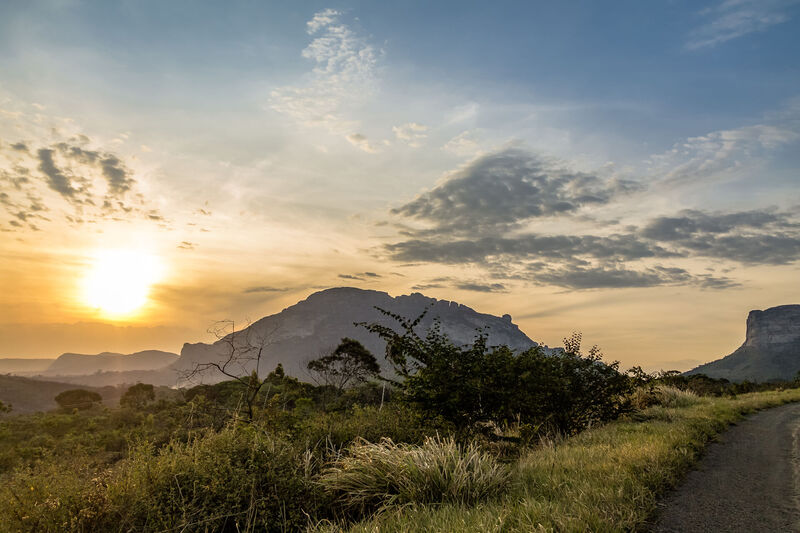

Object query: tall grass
[319,436,510,514]
[337,388,800,532]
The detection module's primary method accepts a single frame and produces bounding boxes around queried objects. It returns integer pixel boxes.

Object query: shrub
[319,436,510,516]
[361,310,632,436]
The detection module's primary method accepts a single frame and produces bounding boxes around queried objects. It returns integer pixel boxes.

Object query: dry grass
[318,436,510,514]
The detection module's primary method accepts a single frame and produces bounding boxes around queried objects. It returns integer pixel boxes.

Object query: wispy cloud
[270,9,381,151]
[393,122,428,147]
[686,0,799,50]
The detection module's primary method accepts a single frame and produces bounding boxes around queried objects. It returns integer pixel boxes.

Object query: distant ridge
[687,305,800,382]
[42,350,178,377]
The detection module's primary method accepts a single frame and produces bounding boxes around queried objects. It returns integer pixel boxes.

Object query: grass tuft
[319,435,510,514]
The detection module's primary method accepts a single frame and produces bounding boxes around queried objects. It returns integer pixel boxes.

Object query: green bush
[319,436,510,516]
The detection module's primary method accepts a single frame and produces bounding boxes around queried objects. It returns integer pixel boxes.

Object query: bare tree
[182,320,277,422]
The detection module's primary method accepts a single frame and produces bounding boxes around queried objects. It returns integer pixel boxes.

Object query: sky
[1,0,799,371]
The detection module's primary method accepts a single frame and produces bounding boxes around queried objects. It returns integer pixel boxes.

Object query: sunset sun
[82,250,163,318]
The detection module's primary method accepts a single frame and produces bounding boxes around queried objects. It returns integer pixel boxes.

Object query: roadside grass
[330,388,800,532]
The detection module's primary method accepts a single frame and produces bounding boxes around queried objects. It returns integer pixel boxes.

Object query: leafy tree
[54,389,102,410]
[0,399,10,413]
[307,338,381,392]
[120,383,155,409]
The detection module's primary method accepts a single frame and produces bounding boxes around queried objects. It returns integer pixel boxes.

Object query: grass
[329,388,800,532]
[319,436,510,514]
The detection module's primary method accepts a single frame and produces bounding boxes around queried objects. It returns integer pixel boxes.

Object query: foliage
[54,389,103,411]
[319,436,510,515]
[0,399,10,414]
[1,425,322,533]
[307,338,381,391]
[119,383,155,409]
[360,310,632,435]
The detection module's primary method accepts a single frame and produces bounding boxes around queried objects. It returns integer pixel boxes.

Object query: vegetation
[2,312,800,532]
[54,389,103,410]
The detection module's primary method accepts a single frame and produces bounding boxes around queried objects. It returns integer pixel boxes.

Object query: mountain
[42,350,178,377]
[687,305,800,382]
[0,358,54,375]
[0,375,123,414]
[173,287,547,384]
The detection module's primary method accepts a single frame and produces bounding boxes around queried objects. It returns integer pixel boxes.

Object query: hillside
[0,358,54,375]
[173,287,547,383]
[0,375,123,414]
[687,305,800,382]
[42,350,178,377]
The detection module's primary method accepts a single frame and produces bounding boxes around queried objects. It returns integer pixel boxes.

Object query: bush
[319,436,510,516]
[361,310,632,436]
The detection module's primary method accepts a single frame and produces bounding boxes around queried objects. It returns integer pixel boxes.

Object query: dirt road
[652,402,800,532]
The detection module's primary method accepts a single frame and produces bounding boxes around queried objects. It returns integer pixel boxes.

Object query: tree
[306,338,380,392]
[54,389,102,410]
[183,320,275,422]
[120,383,155,409]
[0,399,10,414]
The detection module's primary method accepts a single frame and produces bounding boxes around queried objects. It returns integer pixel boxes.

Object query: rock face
[42,350,178,377]
[687,305,800,382]
[172,287,546,384]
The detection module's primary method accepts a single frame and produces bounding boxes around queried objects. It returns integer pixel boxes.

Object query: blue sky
[1,1,799,368]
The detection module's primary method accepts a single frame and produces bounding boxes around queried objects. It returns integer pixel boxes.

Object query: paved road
[652,402,800,533]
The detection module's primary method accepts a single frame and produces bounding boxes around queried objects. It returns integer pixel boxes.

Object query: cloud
[686,0,798,50]
[528,264,738,290]
[640,208,800,265]
[393,122,428,147]
[0,136,163,231]
[177,241,196,250]
[37,148,83,200]
[392,147,641,235]
[346,133,378,153]
[455,282,507,293]
[270,9,379,142]
[243,286,289,294]
[442,130,482,156]
[649,124,798,187]
[384,145,800,289]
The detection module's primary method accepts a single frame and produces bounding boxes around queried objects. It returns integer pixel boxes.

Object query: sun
[82,249,163,318]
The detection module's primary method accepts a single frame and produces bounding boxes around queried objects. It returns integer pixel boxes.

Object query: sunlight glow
[82,249,164,318]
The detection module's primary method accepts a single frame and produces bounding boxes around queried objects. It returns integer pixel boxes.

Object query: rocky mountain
[687,305,800,382]
[173,287,546,384]
[42,350,178,377]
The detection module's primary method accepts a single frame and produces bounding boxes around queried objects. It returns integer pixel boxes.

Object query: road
[652,402,800,532]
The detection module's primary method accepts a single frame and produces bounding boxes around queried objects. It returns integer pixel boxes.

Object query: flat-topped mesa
[687,304,800,382]
[744,305,800,348]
